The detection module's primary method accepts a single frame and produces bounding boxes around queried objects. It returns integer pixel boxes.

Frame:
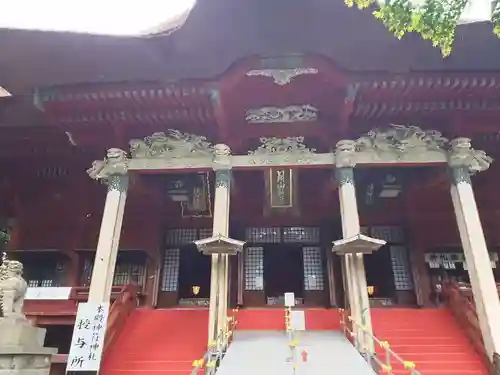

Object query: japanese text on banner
[66,302,109,372]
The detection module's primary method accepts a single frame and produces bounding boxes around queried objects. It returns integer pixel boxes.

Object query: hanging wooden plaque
[270,169,293,208]
[264,168,299,216]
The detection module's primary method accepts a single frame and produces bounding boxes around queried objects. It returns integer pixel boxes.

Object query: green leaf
[348,0,474,57]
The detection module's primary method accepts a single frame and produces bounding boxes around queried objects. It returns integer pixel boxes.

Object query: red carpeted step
[371,308,489,375]
[236,308,342,331]
[236,309,286,330]
[304,308,341,330]
[108,360,195,371]
[102,308,209,375]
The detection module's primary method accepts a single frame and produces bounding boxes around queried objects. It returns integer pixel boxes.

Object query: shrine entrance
[178,245,211,306]
[263,245,304,305]
[242,226,327,307]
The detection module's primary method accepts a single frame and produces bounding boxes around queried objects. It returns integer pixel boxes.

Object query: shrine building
[0,0,500,374]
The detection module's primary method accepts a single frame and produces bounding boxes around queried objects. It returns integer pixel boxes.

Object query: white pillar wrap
[336,167,374,354]
[88,175,128,303]
[450,167,500,360]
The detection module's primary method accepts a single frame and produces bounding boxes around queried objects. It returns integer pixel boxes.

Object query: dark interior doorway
[264,245,304,301]
[364,245,395,301]
[178,245,211,300]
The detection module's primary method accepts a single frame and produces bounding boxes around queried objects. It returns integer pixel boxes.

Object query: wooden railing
[442,283,485,358]
[191,309,239,375]
[102,284,140,353]
[340,309,421,375]
[442,281,500,374]
[451,283,500,307]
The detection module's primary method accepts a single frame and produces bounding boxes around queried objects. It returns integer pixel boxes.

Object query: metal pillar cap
[332,234,386,255]
[193,234,246,255]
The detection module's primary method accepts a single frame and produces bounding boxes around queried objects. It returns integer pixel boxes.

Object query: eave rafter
[354,73,500,96]
[353,98,500,119]
[352,72,500,119]
[37,82,216,128]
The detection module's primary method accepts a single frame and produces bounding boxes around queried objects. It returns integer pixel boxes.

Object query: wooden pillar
[409,242,433,307]
[326,251,337,307]
[404,185,432,307]
[323,222,337,307]
[65,204,87,287]
[237,251,244,306]
[143,249,161,307]
[63,249,81,286]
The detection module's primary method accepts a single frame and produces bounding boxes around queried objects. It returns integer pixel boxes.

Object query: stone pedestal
[0,318,57,375]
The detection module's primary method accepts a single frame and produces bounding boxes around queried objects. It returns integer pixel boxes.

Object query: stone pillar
[448,138,500,360]
[336,168,359,316]
[336,167,373,353]
[85,148,129,304]
[208,147,232,343]
[334,140,374,355]
[208,255,220,343]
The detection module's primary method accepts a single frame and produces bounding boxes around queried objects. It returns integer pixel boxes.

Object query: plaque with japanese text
[269,169,293,208]
[66,302,109,372]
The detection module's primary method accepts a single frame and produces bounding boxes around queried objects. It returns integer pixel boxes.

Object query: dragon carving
[355,125,448,154]
[129,130,214,158]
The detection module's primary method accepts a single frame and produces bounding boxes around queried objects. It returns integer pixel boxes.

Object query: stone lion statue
[86,148,128,180]
[449,138,493,174]
[214,143,231,156]
[0,253,27,319]
[335,140,357,168]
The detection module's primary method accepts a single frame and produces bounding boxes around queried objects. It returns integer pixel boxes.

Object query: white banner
[66,302,109,373]
[25,287,72,300]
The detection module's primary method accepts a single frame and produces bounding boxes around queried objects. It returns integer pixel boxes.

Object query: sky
[0,0,492,35]
[0,0,197,35]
